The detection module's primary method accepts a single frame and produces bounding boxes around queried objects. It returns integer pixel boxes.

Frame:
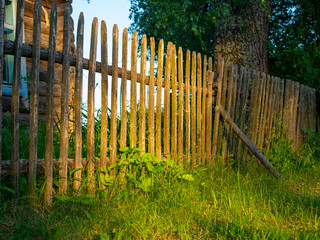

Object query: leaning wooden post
[44,3,57,205]
[155,40,164,159]
[217,105,282,178]
[87,18,98,194]
[28,0,42,195]
[110,25,119,166]
[0,0,4,187]
[11,0,25,196]
[74,12,84,192]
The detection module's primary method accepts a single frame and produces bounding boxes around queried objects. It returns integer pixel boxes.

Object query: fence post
[110,25,119,166]
[100,21,108,169]
[185,50,191,165]
[205,57,213,163]
[11,0,25,196]
[201,55,207,164]
[164,42,172,158]
[155,40,164,159]
[130,31,138,148]
[177,47,184,162]
[171,45,177,158]
[196,53,202,164]
[148,37,155,154]
[191,51,197,165]
[120,28,128,149]
[74,12,84,192]
[139,35,147,152]
[28,0,42,195]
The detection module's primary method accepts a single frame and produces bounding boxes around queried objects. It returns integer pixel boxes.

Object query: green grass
[1,159,319,239]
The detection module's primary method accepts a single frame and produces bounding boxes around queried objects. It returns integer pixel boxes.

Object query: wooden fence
[0,1,318,204]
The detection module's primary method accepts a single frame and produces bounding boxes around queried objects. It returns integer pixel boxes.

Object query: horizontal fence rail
[0,3,318,204]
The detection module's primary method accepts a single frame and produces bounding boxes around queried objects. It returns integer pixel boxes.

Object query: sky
[71,0,135,112]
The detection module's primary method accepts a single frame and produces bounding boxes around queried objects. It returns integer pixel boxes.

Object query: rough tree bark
[214,0,272,73]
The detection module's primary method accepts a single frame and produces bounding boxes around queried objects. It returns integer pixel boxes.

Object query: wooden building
[3,0,75,122]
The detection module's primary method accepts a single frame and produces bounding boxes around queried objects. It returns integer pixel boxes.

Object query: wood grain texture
[100,21,108,169]
[74,12,84,193]
[205,58,213,162]
[28,0,42,195]
[201,55,207,164]
[155,40,164,159]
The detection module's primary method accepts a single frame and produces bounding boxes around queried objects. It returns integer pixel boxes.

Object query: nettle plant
[99,147,195,193]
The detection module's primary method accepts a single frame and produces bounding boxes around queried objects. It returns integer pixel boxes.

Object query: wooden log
[11,0,25,196]
[28,0,42,195]
[120,28,128,149]
[130,31,138,148]
[110,25,119,166]
[155,40,164,159]
[74,12,84,193]
[0,0,4,180]
[139,35,147,152]
[59,8,71,195]
[148,37,155,154]
[205,58,213,162]
[196,53,202,164]
[201,55,207,164]
[177,47,184,161]
[217,106,282,178]
[171,45,177,158]
[191,51,197,165]
[163,42,172,158]
[185,50,191,164]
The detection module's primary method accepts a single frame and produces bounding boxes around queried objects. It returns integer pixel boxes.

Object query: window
[3,0,28,102]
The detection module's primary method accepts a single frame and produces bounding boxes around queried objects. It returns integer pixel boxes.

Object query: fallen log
[217,105,282,178]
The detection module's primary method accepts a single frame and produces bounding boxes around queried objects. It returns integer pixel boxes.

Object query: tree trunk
[214,0,272,73]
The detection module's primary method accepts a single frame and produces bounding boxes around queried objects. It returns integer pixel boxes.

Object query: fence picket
[110,25,119,165]
[185,50,191,164]
[148,37,155,154]
[74,12,84,192]
[120,28,128,150]
[87,18,98,194]
[177,47,184,161]
[206,57,213,162]
[28,0,42,195]
[164,42,172,157]
[257,73,266,149]
[44,3,57,205]
[201,55,207,164]
[191,51,197,165]
[139,35,147,152]
[212,58,224,158]
[171,45,177,157]
[130,31,138,147]
[59,6,71,195]
[156,40,164,159]
[11,0,25,195]
[196,53,202,164]
[100,21,108,169]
